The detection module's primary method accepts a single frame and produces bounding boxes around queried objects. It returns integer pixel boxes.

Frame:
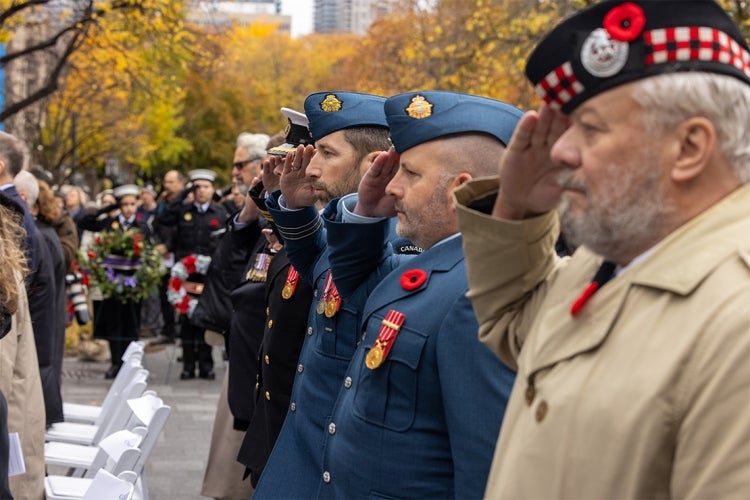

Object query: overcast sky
[281,0,314,37]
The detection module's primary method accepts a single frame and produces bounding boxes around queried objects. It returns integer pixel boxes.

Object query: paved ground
[59,342,226,500]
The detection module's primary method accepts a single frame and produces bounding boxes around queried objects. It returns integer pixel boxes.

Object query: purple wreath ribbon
[102,255,141,270]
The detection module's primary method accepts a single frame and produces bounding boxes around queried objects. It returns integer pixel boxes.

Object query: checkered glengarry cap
[525,0,750,113]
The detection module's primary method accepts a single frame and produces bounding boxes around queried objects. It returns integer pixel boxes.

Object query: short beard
[558,159,675,262]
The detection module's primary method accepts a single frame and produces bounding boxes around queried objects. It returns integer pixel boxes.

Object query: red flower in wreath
[183,255,197,274]
[400,269,428,291]
[87,251,96,260]
[210,218,219,228]
[177,295,191,314]
[603,2,645,42]
[169,277,182,292]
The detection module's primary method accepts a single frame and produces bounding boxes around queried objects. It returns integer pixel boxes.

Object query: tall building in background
[314,0,393,35]
[188,0,290,30]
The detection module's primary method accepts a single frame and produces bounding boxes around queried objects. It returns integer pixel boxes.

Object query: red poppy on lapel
[400,269,427,291]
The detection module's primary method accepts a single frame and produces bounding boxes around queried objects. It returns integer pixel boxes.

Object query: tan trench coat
[0,281,45,500]
[454,178,750,499]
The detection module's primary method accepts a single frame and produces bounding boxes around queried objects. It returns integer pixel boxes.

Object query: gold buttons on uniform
[265,390,271,401]
[267,319,273,328]
[536,400,548,422]
[264,354,270,364]
[266,307,270,316]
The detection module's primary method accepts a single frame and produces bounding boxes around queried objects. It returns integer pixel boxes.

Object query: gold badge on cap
[320,94,343,112]
[184,212,192,221]
[405,95,433,119]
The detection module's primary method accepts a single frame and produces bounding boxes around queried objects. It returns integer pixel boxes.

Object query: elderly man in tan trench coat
[454,1,750,498]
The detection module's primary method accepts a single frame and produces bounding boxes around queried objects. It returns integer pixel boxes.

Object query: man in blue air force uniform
[313,91,520,498]
[255,91,419,497]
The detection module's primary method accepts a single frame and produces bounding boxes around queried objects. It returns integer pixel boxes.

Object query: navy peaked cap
[385,91,524,153]
[304,91,388,142]
[526,0,750,113]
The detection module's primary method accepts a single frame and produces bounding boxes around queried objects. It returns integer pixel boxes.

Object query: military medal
[321,271,341,318]
[324,297,339,318]
[365,309,406,370]
[247,253,272,282]
[281,266,299,300]
[316,299,326,314]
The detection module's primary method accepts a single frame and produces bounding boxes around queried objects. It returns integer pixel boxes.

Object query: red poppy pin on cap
[525,0,750,112]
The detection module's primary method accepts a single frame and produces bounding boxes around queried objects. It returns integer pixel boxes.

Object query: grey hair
[237,132,271,161]
[13,170,39,208]
[633,73,750,184]
[0,131,29,177]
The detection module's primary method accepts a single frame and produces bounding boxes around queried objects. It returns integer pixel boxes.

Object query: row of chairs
[44,341,172,500]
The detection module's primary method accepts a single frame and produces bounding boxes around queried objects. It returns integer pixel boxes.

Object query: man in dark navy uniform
[254,92,398,498]
[159,169,228,380]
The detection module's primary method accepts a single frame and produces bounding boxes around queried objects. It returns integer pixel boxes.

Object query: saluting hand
[353,147,399,218]
[493,104,569,220]
[279,145,317,210]
[261,156,281,194]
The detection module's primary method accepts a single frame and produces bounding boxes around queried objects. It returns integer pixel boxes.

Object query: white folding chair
[46,369,148,445]
[45,426,146,477]
[63,353,144,424]
[46,468,136,500]
[124,393,171,500]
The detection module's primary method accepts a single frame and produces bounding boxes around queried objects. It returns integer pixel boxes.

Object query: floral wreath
[77,229,164,303]
[167,254,212,317]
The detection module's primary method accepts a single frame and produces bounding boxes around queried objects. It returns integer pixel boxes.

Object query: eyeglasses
[232,158,261,170]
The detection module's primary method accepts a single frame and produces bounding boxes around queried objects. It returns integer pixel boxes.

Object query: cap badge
[580,27,629,78]
[283,123,291,135]
[405,95,433,119]
[320,94,343,112]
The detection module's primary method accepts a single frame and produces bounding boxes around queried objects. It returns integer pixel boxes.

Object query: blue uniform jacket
[316,203,515,499]
[254,193,384,498]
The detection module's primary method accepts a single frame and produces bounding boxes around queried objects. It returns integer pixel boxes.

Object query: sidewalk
[60,342,225,500]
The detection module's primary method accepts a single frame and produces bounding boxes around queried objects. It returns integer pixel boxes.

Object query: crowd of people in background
[1,1,749,499]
